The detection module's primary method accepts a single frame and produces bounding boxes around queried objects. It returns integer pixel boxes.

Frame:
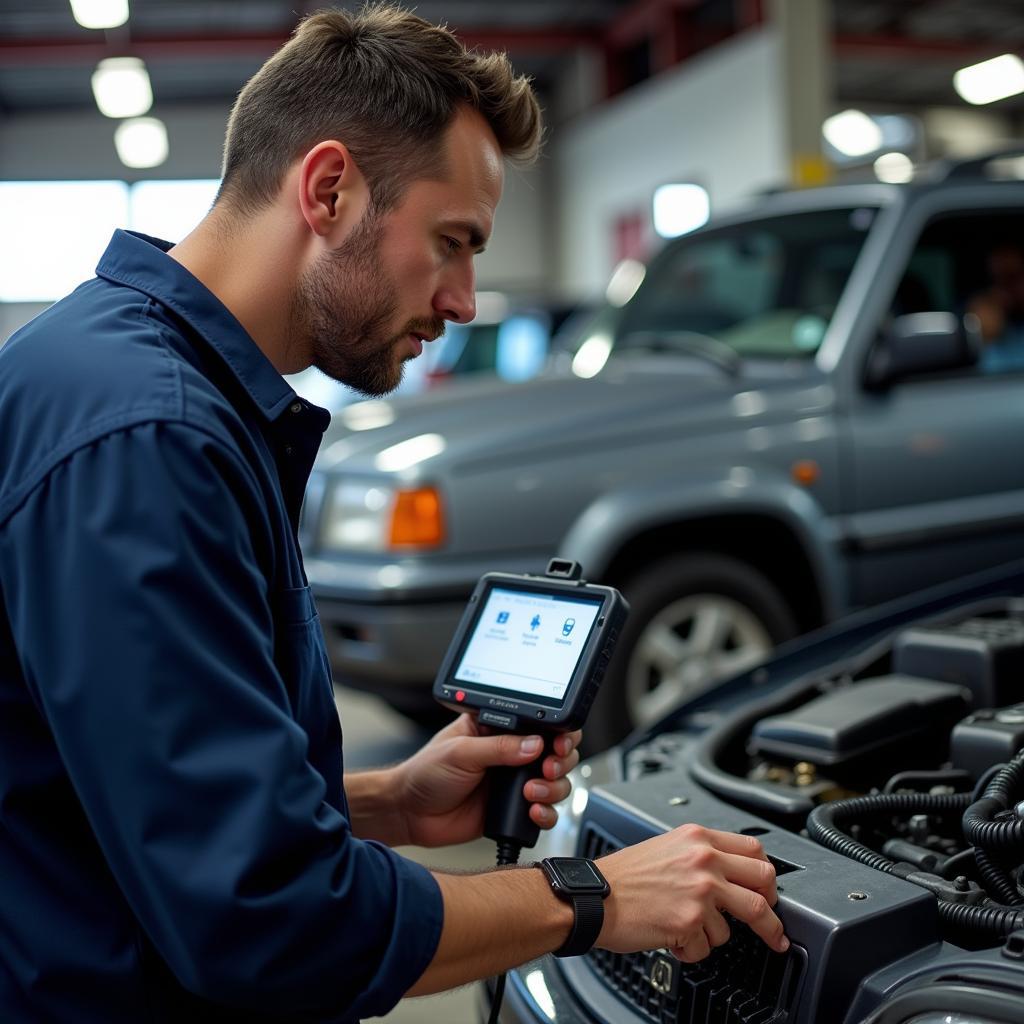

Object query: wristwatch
[538,857,610,958]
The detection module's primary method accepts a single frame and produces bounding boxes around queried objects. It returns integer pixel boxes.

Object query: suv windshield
[614,206,878,361]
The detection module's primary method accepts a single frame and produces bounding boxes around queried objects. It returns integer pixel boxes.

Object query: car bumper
[480,955,652,1024]
[315,594,465,710]
[305,552,550,713]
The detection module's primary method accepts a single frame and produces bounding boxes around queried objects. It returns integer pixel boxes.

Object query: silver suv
[300,153,1024,749]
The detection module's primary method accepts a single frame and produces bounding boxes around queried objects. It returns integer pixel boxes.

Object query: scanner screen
[453,586,602,702]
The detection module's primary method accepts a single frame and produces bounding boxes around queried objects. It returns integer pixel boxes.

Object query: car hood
[315,362,831,476]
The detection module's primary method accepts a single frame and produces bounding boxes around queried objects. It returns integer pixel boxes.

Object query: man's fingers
[717,884,789,953]
[719,851,778,904]
[524,777,571,804]
[554,730,582,757]
[529,803,558,829]
[543,746,580,781]
[696,827,770,860]
[672,931,710,964]
[703,909,731,948]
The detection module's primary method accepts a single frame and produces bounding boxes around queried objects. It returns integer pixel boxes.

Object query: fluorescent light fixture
[340,400,396,432]
[70,0,128,29]
[374,433,446,473]
[114,117,168,169]
[571,331,613,379]
[822,109,883,158]
[653,183,710,239]
[874,151,914,184]
[605,258,646,307]
[954,53,1024,105]
[92,57,152,118]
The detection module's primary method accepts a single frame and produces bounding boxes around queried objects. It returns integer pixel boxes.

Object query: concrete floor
[333,684,495,1023]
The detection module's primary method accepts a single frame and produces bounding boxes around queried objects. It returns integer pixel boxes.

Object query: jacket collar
[96,229,305,422]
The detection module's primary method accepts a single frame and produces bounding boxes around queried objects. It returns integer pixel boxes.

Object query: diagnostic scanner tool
[433,560,628,852]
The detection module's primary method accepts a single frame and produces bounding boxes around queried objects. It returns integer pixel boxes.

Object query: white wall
[552,27,787,299]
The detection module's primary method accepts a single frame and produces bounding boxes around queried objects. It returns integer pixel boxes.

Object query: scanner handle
[483,734,558,850]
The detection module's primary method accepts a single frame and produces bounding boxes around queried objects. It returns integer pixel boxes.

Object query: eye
[443,235,462,254]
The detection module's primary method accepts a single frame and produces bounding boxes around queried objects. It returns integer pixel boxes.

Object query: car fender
[558,467,846,622]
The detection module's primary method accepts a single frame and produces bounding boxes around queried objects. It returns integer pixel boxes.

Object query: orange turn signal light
[389,487,445,548]
[791,460,820,486]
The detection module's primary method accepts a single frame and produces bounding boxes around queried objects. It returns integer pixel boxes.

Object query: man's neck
[168,205,308,374]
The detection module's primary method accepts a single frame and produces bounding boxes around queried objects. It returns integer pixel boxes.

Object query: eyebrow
[447,220,488,254]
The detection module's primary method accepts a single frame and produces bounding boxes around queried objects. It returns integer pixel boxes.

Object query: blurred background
[6,1,1024,350]
[6,2,1024,1020]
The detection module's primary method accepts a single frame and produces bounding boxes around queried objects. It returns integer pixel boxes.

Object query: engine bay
[565,595,1024,1023]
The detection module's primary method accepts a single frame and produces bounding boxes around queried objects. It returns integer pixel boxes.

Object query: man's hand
[596,824,789,961]
[393,714,581,848]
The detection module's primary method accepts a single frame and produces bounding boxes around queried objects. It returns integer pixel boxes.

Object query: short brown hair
[217,4,542,213]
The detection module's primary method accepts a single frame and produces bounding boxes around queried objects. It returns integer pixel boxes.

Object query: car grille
[581,827,800,1024]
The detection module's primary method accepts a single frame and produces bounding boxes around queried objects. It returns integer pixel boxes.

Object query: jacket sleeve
[1,419,442,1020]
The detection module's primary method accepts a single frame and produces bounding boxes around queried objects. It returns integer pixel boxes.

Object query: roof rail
[935,147,1024,181]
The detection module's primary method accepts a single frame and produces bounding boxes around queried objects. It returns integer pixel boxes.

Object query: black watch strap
[553,891,604,958]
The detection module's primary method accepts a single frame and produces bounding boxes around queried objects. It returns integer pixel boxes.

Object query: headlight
[319,479,445,552]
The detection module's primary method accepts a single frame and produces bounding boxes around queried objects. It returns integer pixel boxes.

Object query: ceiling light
[822,109,883,158]
[652,183,710,239]
[114,117,168,169]
[605,258,646,307]
[874,152,914,184]
[70,0,129,29]
[953,53,1024,105]
[91,57,152,119]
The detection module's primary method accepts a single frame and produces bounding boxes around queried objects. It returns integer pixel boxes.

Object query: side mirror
[865,312,981,390]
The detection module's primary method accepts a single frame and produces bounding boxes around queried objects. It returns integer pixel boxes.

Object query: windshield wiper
[619,330,743,376]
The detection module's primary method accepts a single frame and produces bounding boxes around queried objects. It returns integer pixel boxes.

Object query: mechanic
[0,5,788,1022]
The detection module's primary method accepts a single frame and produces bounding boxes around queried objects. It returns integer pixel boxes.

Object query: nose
[434,263,476,324]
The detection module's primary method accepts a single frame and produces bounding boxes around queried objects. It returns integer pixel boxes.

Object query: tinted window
[616,207,877,359]
[889,211,1024,376]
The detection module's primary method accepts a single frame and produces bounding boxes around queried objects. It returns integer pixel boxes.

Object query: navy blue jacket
[0,231,443,1022]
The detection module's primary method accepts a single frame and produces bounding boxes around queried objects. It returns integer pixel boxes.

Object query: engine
[562,600,1024,1023]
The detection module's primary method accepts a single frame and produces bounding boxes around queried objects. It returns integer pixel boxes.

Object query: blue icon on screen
[530,615,541,630]
[562,618,576,636]
[496,611,509,624]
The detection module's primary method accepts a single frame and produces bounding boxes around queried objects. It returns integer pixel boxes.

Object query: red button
[455,690,466,702]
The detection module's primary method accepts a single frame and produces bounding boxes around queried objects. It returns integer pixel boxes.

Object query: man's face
[294,107,504,397]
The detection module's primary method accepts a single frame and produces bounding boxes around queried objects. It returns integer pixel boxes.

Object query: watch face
[550,857,605,891]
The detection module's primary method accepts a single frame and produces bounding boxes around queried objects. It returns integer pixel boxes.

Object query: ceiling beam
[835,33,1009,62]
[0,26,603,66]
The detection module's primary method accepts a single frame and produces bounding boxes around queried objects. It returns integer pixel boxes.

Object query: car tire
[585,554,798,753]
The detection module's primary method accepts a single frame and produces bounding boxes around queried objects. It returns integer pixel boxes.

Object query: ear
[297,140,370,243]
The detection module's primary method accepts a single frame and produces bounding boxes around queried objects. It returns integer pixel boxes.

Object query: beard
[290,208,445,398]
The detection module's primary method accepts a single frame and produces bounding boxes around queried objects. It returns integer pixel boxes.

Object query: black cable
[486,840,523,1024]
[807,790,973,874]
[972,762,1006,803]
[882,768,972,795]
[806,790,1024,939]
[975,845,1023,905]
[963,751,1024,854]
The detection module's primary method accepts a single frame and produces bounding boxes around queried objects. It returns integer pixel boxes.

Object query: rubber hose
[962,752,1024,853]
[807,791,973,875]
[938,898,1024,938]
[807,792,1024,940]
[974,846,1023,905]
